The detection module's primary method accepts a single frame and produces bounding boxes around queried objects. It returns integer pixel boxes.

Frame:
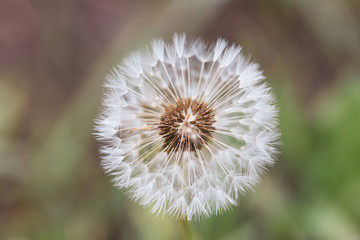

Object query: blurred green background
[1,0,360,239]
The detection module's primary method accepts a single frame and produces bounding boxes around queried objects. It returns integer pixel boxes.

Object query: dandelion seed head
[95,33,280,221]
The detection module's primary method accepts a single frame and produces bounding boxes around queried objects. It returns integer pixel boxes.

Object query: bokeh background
[1,0,360,239]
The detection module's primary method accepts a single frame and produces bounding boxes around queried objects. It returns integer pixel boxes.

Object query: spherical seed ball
[94,33,280,221]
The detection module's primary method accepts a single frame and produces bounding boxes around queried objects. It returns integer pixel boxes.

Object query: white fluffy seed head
[94,33,280,221]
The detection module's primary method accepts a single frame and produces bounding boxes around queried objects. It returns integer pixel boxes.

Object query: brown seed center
[158,98,215,152]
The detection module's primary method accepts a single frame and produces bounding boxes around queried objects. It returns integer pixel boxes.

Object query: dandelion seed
[94,33,280,221]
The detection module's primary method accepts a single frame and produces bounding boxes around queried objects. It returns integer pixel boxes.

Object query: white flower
[95,33,280,221]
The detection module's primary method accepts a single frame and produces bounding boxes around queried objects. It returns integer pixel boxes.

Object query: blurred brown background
[1,0,360,239]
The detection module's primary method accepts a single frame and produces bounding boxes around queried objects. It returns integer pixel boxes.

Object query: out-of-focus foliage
[0,0,359,239]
